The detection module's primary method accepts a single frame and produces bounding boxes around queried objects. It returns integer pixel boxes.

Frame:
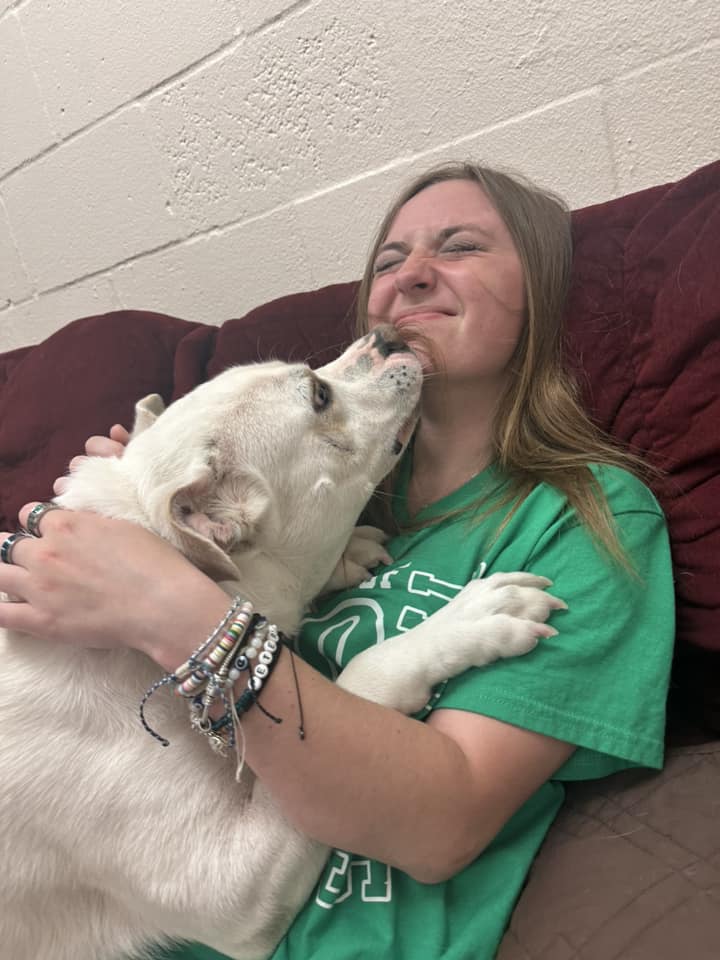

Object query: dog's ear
[131,394,166,439]
[167,461,272,581]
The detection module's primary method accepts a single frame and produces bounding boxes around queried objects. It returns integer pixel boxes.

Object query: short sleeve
[431,487,675,780]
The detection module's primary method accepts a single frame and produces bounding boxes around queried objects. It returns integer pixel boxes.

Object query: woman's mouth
[394,308,454,326]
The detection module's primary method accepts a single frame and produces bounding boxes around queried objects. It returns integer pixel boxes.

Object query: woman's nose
[394,251,436,294]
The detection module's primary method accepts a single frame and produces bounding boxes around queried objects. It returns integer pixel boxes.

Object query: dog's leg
[336,572,565,713]
[320,525,391,593]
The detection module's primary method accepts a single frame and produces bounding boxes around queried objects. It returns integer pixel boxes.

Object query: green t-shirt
[154,464,674,960]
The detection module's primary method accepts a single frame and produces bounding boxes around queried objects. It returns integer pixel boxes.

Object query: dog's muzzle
[370,324,412,358]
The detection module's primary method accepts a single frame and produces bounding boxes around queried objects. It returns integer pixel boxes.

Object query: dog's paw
[336,570,567,714]
[478,613,557,660]
[450,572,567,623]
[394,571,566,679]
[321,526,392,592]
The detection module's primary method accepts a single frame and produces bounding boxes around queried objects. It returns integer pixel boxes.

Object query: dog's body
[0,328,556,960]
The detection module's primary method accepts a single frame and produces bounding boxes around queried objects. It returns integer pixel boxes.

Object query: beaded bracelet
[139,594,246,747]
[138,597,293,774]
[188,618,285,755]
[173,600,255,699]
[208,622,284,735]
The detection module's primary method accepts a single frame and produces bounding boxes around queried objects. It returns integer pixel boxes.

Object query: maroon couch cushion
[1,161,718,734]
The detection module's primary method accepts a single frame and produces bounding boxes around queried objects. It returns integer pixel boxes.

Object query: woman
[0,163,674,959]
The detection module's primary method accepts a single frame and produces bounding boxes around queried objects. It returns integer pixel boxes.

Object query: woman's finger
[17,500,68,536]
[0,591,42,634]
[109,423,131,445]
[0,560,28,595]
[53,476,70,495]
[85,436,126,458]
[23,501,66,538]
[0,530,27,565]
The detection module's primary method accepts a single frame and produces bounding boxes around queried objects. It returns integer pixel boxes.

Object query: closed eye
[442,240,484,254]
[323,434,354,454]
[373,254,405,275]
[373,238,485,274]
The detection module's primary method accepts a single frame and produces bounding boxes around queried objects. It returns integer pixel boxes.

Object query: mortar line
[0,31,247,187]
[247,0,321,38]
[0,0,325,187]
[2,28,717,189]
[0,192,35,305]
[0,0,30,25]
[0,76,649,309]
[4,31,719,305]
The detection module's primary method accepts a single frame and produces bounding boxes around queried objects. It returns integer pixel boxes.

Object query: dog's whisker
[300,337,354,368]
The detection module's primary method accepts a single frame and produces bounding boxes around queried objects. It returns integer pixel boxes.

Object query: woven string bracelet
[183,611,290,780]
[138,598,303,774]
[138,595,245,747]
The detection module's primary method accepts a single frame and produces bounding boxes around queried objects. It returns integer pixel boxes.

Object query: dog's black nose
[371,324,410,357]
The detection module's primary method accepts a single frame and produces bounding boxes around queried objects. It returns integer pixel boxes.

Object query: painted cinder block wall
[1,0,718,351]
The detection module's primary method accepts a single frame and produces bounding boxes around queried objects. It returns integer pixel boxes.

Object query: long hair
[356,161,644,564]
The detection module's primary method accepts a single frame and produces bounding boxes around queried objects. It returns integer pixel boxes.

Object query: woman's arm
[0,503,572,884]
[228,651,575,883]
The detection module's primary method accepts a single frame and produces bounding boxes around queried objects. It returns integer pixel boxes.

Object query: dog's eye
[312,378,332,412]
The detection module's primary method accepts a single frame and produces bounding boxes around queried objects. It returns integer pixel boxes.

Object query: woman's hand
[0,502,230,666]
[53,423,130,495]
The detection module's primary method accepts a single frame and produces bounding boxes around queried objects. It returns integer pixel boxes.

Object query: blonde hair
[356,161,645,564]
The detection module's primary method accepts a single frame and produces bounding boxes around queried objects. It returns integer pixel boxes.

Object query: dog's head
[85,325,421,599]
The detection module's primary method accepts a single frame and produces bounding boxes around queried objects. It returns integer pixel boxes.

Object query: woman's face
[367,179,526,389]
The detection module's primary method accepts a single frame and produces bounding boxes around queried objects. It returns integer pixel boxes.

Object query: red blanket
[1,161,718,733]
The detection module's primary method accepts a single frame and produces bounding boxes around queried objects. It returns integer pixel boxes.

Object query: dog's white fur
[0,329,557,960]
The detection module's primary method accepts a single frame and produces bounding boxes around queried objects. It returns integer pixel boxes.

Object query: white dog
[0,326,559,960]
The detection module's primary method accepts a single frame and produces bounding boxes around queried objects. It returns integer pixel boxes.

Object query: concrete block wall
[1,0,718,351]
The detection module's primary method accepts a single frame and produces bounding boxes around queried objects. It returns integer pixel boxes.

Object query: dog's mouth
[392,403,420,456]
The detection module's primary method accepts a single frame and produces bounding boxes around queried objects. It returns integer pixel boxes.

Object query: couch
[1,160,719,958]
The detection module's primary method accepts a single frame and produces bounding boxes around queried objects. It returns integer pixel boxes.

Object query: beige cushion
[497,742,720,959]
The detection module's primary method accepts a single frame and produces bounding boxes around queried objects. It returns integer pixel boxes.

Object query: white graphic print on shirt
[300,561,468,910]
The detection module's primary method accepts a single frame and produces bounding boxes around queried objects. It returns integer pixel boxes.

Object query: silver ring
[0,532,31,565]
[25,502,61,538]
